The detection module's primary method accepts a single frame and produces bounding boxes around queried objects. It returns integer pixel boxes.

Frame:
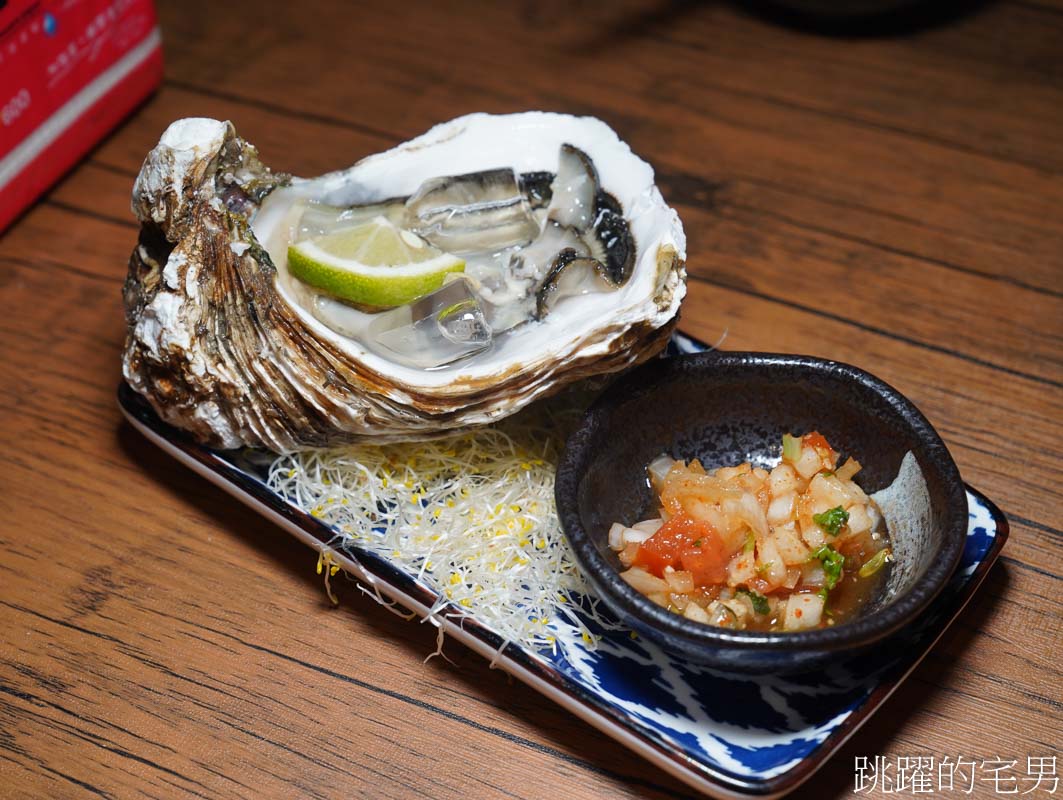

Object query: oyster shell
[122,113,687,451]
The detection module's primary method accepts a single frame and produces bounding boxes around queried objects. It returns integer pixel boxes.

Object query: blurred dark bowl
[757,0,922,14]
[735,0,988,36]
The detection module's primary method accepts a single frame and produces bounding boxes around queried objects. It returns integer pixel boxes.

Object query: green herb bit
[817,586,830,603]
[811,544,844,591]
[782,432,802,461]
[736,588,770,615]
[813,505,849,536]
[859,548,892,578]
[818,470,835,478]
[756,561,775,576]
[743,531,756,554]
[692,539,704,547]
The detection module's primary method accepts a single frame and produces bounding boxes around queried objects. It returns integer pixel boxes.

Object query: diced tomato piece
[679,538,728,586]
[634,512,732,585]
[633,512,717,578]
[632,512,697,575]
[802,431,831,452]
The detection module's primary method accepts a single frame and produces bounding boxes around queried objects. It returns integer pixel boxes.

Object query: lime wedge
[287,216,465,308]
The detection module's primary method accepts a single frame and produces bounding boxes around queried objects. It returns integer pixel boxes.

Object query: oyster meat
[122,112,687,451]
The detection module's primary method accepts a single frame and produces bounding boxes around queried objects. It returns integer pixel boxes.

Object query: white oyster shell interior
[252,112,687,392]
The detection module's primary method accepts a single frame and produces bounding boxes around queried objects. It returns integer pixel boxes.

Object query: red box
[0,0,163,232]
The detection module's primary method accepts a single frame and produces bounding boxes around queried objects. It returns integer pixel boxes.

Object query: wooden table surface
[2,0,1061,797]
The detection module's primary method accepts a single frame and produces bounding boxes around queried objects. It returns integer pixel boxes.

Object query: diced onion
[810,474,852,508]
[646,591,670,608]
[738,492,770,539]
[647,454,675,487]
[618,542,640,567]
[836,457,861,481]
[717,465,747,481]
[609,522,654,550]
[769,463,799,496]
[664,568,695,594]
[773,524,810,565]
[683,601,711,623]
[846,480,870,504]
[847,503,873,535]
[662,472,742,507]
[799,515,826,548]
[620,567,670,594]
[721,598,751,623]
[623,527,653,544]
[868,503,883,534]
[794,446,823,480]
[756,536,788,588]
[783,593,824,630]
[688,501,733,548]
[706,600,737,627]
[783,567,801,589]
[632,518,664,535]
[727,551,757,585]
[767,493,796,525]
[669,592,691,611]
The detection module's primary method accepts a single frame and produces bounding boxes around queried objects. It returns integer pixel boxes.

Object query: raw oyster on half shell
[122,112,687,451]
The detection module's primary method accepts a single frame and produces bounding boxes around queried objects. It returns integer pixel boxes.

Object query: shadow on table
[119,423,320,591]
[588,0,996,41]
[732,0,998,38]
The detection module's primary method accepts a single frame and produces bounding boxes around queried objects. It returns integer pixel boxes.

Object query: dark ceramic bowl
[556,352,967,673]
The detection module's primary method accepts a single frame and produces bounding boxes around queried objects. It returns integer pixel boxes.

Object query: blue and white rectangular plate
[118,332,1008,799]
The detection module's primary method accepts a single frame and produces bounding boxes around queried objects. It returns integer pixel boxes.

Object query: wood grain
[1,0,1060,798]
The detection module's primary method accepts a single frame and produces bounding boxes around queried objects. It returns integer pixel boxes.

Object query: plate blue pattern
[118,331,1007,799]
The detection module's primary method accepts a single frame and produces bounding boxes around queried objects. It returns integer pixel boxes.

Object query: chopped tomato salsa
[610,433,893,632]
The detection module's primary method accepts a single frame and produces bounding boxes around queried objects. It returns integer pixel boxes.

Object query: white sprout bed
[266,393,617,656]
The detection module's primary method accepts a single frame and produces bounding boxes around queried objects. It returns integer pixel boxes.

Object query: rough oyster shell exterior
[122,114,686,451]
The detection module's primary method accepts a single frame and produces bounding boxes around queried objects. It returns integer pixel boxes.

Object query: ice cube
[367,277,492,368]
[404,168,541,254]
[437,295,490,346]
[295,200,404,240]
